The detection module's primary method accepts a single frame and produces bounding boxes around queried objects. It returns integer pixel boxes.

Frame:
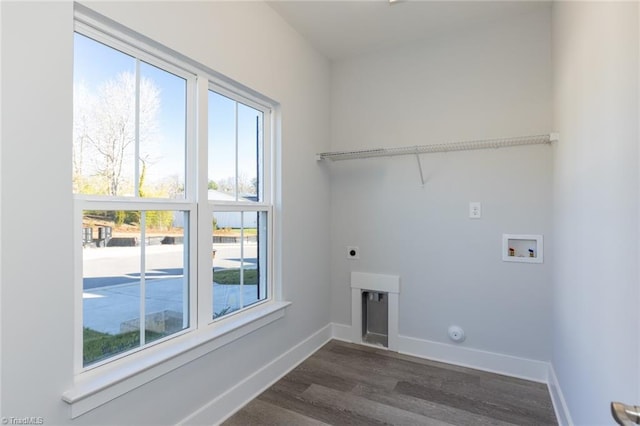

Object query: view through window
[74,31,191,366]
[209,90,268,319]
[74,28,271,368]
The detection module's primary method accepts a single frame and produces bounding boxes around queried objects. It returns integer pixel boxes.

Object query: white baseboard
[548,364,573,426]
[332,322,550,383]
[178,324,332,426]
[397,334,550,383]
[331,322,351,342]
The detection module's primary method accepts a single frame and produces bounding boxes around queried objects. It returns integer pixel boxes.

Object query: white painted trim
[387,293,399,351]
[351,288,362,344]
[74,4,279,110]
[331,322,352,342]
[397,334,549,383]
[63,301,290,418]
[180,324,333,425]
[548,364,574,426]
[332,324,550,383]
[351,271,400,293]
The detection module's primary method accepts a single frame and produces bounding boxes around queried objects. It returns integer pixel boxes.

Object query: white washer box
[351,272,400,351]
[502,234,543,263]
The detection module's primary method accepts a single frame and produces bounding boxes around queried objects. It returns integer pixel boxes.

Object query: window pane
[208,90,263,202]
[143,211,189,343]
[212,211,267,319]
[237,103,262,201]
[83,210,141,365]
[139,62,186,199]
[82,210,188,366]
[73,34,187,199]
[208,91,237,200]
[73,34,136,196]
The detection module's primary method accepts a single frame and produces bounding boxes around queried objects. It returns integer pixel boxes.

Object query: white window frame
[65,5,287,418]
[73,22,199,372]
[205,84,273,324]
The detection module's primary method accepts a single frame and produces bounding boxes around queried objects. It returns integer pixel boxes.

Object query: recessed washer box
[351,272,400,351]
[502,234,543,263]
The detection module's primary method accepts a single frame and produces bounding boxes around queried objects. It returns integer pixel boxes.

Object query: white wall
[552,2,639,424]
[4,1,639,423]
[1,2,75,420]
[1,1,331,424]
[329,6,554,361]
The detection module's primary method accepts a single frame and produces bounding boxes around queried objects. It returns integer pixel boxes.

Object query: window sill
[62,301,291,418]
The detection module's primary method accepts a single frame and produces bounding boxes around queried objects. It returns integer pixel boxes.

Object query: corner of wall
[547,364,574,426]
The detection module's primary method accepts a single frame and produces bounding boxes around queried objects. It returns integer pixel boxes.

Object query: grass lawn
[213,228,257,237]
[213,268,258,285]
[83,327,164,366]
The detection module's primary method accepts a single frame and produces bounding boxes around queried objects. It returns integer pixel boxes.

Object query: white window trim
[65,4,285,417]
[72,19,200,372]
[63,301,290,418]
[204,84,274,325]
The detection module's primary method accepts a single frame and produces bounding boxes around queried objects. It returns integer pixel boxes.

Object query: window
[209,90,270,319]
[73,22,273,370]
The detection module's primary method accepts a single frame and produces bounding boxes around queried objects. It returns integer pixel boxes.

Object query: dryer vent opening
[361,291,388,348]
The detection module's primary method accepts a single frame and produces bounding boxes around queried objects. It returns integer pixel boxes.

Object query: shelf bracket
[415,151,426,186]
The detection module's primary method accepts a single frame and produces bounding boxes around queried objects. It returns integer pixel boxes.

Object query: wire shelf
[316,133,557,162]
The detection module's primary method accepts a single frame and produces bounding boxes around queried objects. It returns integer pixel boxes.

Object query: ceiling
[267,1,549,61]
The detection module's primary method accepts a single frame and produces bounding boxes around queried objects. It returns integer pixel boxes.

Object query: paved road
[83,243,258,289]
[83,242,263,334]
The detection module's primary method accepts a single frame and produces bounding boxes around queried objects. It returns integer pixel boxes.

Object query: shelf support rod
[415,152,426,186]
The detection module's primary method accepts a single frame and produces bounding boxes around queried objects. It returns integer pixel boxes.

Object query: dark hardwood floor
[223,340,558,426]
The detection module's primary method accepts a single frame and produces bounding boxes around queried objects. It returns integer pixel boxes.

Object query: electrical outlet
[347,246,359,259]
[469,202,481,219]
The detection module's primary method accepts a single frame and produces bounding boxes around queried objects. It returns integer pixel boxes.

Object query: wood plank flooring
[223,340,557,426]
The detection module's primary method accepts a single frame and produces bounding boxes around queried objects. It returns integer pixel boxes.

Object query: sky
[73,32,262,196]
